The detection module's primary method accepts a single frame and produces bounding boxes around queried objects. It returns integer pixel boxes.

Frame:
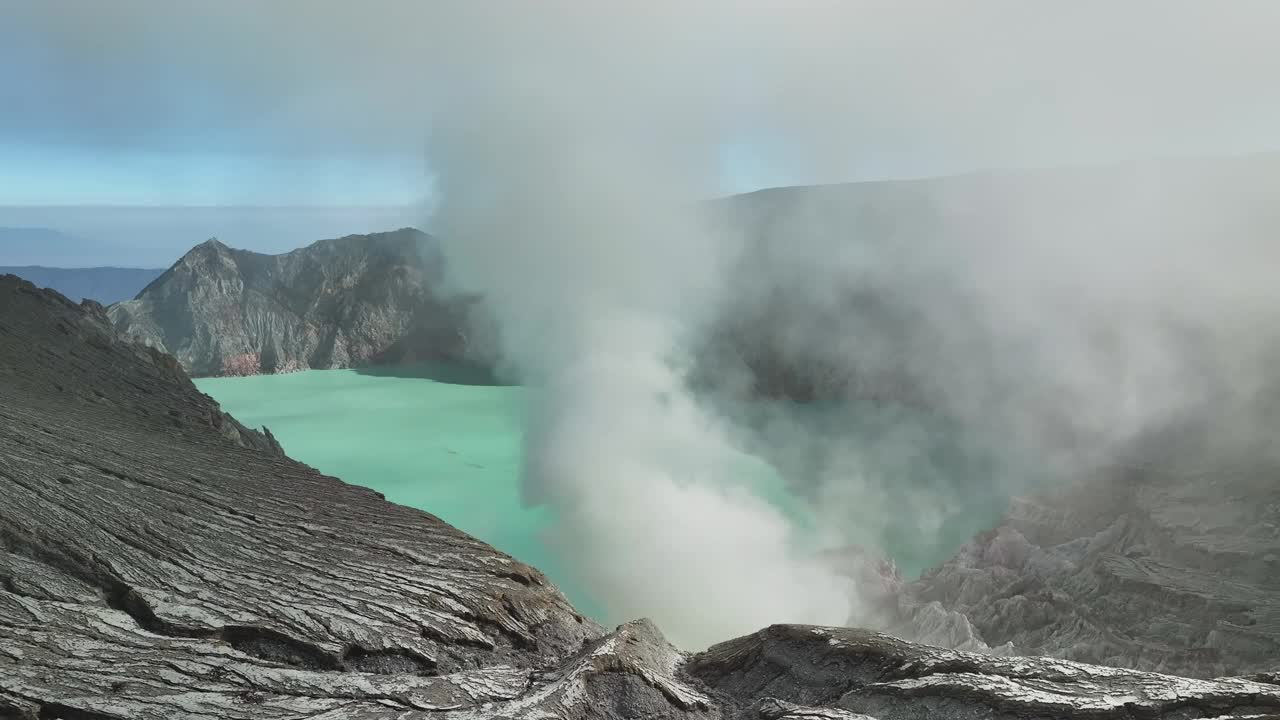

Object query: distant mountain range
[0,225,100,266]
[0,265,164,304]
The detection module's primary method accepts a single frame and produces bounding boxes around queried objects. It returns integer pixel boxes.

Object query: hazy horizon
[0,203,425,266]
[14,145,1280,268]
[10,2,1280,209]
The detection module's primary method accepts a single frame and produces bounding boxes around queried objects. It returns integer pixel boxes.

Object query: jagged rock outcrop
[0,275,599,716]
[700,157,1280,680]
[5,277,1280,718]
[894,456,1280,679]
[0,276,280,455]
[107,229,476,377]
[689,625,1280,720]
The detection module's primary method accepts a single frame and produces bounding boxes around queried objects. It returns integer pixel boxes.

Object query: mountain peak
[170,238,236,265]
[194,237,229,252]
[109,230,467,377]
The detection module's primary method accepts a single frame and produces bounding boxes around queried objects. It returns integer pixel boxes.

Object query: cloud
[14,1,1280,647]
[6,2,1280,176]
[413,2,1280,648]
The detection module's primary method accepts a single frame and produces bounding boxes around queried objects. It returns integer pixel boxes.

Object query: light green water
[197,364,1012,624]
[195,364,604,616]
[195,364,832,623]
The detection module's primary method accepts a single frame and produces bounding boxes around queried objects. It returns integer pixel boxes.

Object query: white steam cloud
[420,3,1280,648]
[18,1,1280,649]
[424,10,862,644]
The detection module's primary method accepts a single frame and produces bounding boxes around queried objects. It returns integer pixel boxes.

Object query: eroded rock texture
[701,159,1280,681]
[0,278,280,455]
[4,273,1279,719]
[0,276,600,716]
[689,625,1280,720]
[896,459,1280,679]
[107,230,478,377]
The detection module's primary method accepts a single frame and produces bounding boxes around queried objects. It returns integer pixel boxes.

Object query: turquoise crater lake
[194,364,602,617]
[197,364,1009,627]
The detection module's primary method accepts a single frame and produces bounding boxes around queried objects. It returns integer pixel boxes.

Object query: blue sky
[0,145,431,207]
[0,2,434,208]
[5,1,1280,263]
[0,141,788,208]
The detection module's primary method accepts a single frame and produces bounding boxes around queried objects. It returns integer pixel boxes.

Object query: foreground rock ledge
[2,274,1279,720]
[689,625,1280,720]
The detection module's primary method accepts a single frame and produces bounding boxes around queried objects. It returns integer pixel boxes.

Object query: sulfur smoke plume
[423,8,864,646]
[421,4,1280,648]
[24,0,1280,649]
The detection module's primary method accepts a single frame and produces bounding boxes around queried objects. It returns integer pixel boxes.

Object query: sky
[4,1,1280,264]
[5,1,1280,208]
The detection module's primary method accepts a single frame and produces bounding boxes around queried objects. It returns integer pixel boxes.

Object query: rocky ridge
[892,456,1280,680]
[107,229,475,377]
[5,277,1280,716]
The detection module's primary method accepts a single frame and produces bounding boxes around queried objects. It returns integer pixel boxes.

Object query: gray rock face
[689,625,1280,720]
[5,273,1280,719]
[698,157,1280,682]
[895,458,1280,679]
[0,276,280,455]
[0,275,599,716]
[107,230,475,377]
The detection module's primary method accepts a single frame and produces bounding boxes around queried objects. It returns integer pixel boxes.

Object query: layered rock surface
[107,229,475,377]
[703,157,1280,680]
[4,279,1280,718]
[0,276,598,716]
[690,625,1280,720]
[895,457,1280,679]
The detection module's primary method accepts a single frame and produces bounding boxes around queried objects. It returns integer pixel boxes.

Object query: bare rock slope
[5,274,1280,718]
[705,156,1280,680]
[895,456,1280,680]
[107,229,472,377]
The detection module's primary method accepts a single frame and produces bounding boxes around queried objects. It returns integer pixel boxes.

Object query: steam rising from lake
[29,1,1280,649]
[423,5,1280,648]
